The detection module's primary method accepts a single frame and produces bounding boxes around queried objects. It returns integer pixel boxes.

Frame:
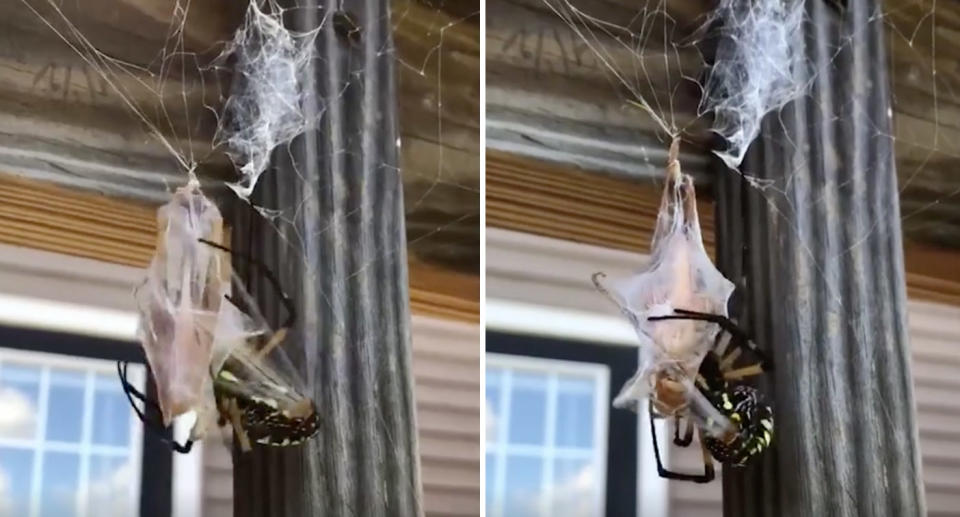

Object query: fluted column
[714,0,925,515]
[229,1,423,515]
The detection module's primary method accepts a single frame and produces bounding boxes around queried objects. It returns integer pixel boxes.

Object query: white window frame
[486,352,610,517]
[0,346,145,517]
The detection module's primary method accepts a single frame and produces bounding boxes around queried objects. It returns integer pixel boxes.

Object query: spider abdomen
[703,385,773,465]
[237,395,321,446]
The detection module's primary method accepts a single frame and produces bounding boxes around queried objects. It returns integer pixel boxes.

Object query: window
[0,347,145,517]
[486,354,609,517]
[0,326,171,517]
[486,332,640,517]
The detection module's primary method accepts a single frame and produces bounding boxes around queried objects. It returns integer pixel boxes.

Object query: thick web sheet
[700,0,808,169]
[214,1,318,200]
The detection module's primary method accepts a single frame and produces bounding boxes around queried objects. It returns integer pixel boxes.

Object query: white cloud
[0,387,36,439]
[0,465,13,516]
[85,459,135,517]
[548,464,598,517]
[513,463,599,517]
[485,399,498,442]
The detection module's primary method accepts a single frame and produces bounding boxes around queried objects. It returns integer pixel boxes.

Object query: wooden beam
[0,5,233,202]
[394,1,481,271]
[486,0,711,181]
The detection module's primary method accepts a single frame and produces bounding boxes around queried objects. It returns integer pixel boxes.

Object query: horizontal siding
[412,318,482,517]
[202,439,233,517]
[667,300,960,515]
[912,302,960,516]
[668,436,722,517]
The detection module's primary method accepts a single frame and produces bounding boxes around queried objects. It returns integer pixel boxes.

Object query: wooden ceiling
[486,0,960,252]
[0,0,479,304]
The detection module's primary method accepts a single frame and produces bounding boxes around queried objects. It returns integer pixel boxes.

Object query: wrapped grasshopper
[123,180,318,453]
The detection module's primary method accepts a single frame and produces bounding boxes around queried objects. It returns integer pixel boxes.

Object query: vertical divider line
[493,369,513,517]
[593,366,610,516]
[77,369,96,517]
[541,374,558,515]
[29,367,50,517]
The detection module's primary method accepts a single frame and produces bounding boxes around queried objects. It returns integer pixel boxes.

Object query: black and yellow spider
[646,308,774,483]
[118,239,320,454]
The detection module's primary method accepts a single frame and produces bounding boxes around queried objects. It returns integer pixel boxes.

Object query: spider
[119,239,320,454]
[644,308,774,483]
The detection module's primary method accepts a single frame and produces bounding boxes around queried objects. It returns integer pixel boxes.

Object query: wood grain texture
[715,1,924,514]
[487,149,716,253]
[394,0,480,272]
[486,0,712,181]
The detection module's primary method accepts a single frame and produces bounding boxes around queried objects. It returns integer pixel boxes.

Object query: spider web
[10,0,479,484]
[527,0,954,313]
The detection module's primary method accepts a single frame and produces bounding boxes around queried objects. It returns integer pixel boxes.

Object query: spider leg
[649,405,715,483]
[719,347,742,371]
[673,415,694,447]
[117,361,151,424]
[648,309,772,371]
[724,363,765,380]
[223,397,252,452]
[591,272,642,330]
[713,329,733,359]
[116,362,194,454]
[697,429,716,483]
[198,239,297,331]
[255,327,288,361]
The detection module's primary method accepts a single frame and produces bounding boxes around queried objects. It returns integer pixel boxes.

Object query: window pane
[92,375,131,447]
[508,373,546,445]
[0,364,40,439]
[555,378,595,448]
[485,453,497,510]
[486,370,501,444]
[45,370,85,443]
[39,451,79,517]
[0,447,33,516]
[550,458,599,517]
[88,455,134,516]
[503,455,542,516]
